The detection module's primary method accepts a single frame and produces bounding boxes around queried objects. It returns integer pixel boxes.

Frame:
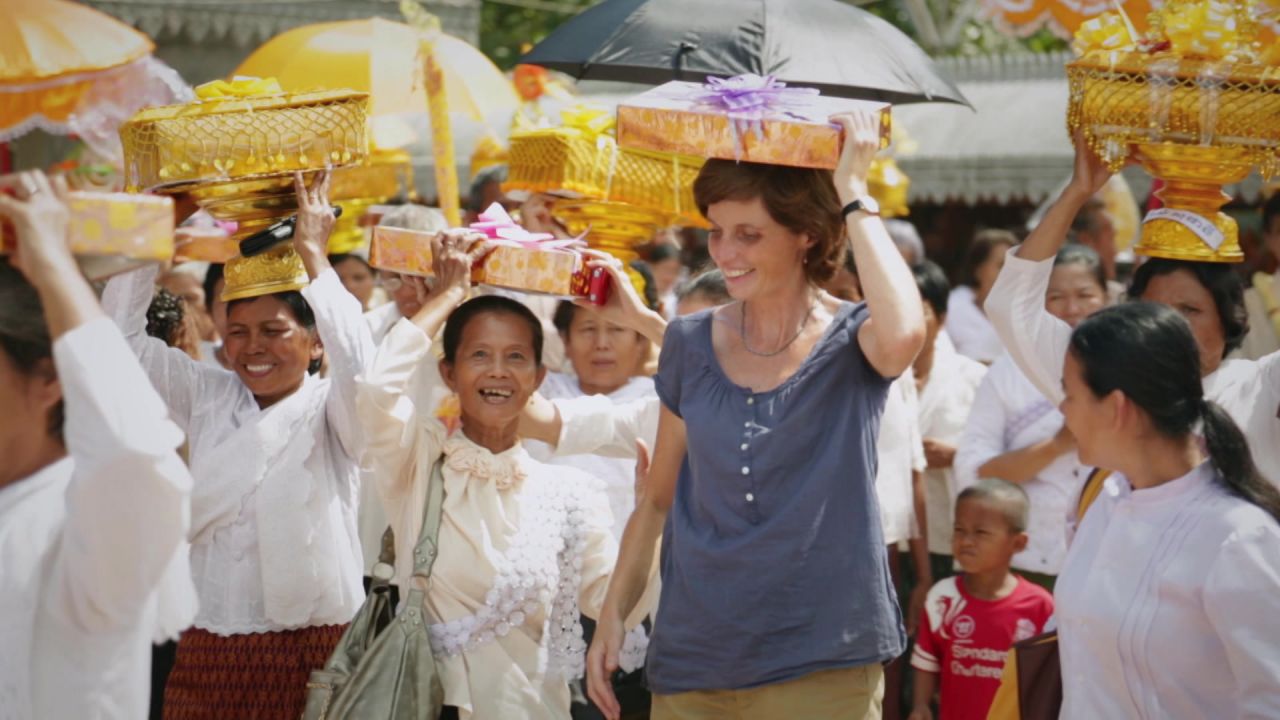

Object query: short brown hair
[961,229,1018,288]
[693,160,845,284]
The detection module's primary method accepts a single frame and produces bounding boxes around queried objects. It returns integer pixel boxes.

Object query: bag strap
[1076,467,1111,521]
[410,457,447,582]
[368,526,398,586]
[367,458,447,589]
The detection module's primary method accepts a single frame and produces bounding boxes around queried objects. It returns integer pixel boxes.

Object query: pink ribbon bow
[693,74,823,159]
[469,203,584,251]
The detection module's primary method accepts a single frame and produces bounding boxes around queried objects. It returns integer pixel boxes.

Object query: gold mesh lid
[121,86,370,192]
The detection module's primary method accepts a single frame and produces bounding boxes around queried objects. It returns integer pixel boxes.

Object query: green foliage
[480,0,598,70]
[866,0,1068,55]
[951,22,1069,55]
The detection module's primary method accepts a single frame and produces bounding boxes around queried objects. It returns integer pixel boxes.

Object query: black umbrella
[520,0,968,106]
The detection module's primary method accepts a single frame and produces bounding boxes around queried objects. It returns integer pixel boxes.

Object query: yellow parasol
[0,0,155,141]
[233,16,517,152]
[235,14,517,226]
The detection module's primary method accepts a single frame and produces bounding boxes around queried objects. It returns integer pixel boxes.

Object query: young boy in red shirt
[908,479,1054,720]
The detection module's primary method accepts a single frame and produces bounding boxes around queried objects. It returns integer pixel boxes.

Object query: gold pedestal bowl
[183,174,313,241]
[326,150,415,254]
[1067,52,1280,262]
[554,200,668,297]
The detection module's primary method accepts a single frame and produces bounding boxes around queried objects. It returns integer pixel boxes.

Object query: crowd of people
[2,109,1280,720]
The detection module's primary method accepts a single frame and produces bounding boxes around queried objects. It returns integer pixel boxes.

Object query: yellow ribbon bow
[558,105,617,143]
[1162,0,1242,61]
[1072,13,1137,55]
[194,77,284,100]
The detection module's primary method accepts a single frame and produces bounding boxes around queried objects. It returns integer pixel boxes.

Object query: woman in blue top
[583,111,926,720]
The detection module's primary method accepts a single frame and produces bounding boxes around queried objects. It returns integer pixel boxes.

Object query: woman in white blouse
[944,229,1016,364]
[102,173,375,719]
[526,296,658,719]
[911,261,987,579]
[955,245,1109,587]
[986,139,1280,489]
[0,171,195,719]
[1056,301,1280,718]
[356,233,651,719]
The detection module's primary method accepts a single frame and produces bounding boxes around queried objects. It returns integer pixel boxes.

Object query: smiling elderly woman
[355,233,653,719]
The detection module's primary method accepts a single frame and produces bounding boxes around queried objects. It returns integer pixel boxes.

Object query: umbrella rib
[759,0,775,77]
[591,0,653,79]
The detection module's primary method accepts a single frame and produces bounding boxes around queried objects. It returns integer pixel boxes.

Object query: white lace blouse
[525,372,657,672]
[526,372,656,544]
[356,318,655,719]
[102,265,373,634]
[0,319,196,719]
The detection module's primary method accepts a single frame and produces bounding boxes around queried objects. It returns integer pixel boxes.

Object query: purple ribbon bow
[469,203,584,251]
[693,74,822,159]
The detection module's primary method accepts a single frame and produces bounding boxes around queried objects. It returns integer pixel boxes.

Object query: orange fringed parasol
[0,0,153,140]
[978,0,1277,44]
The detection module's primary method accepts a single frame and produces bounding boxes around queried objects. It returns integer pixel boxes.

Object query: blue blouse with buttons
[648,301,905,694]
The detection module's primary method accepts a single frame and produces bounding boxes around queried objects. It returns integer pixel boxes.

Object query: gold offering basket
[326,150,415,254]
[1067,53,1280,262]
[505,128,708,230]
[554,199,668,295]
[120,89,370,241]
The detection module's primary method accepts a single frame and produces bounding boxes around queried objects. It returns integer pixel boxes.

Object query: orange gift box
[174,226,239,264]
[616,77,890,170]
[2,192,174,278]
[370,225,600,299]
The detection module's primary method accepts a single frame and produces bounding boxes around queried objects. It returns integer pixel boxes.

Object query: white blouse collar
[231,371,322,425]
[444,432,530,490]
[1120,461,1213,505]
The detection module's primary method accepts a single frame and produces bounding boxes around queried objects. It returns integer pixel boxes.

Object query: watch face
[861,195,880,215]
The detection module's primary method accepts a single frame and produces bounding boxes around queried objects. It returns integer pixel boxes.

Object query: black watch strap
[842,199,870,218]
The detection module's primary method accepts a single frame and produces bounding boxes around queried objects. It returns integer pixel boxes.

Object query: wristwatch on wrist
[841,195,881,218]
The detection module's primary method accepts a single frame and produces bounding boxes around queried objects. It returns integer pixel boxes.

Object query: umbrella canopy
[235,17,518,148]
[520,0,968,106]
[0,0,159,141]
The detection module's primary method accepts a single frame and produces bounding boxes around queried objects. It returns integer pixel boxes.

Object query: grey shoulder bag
[302,458,447,719]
